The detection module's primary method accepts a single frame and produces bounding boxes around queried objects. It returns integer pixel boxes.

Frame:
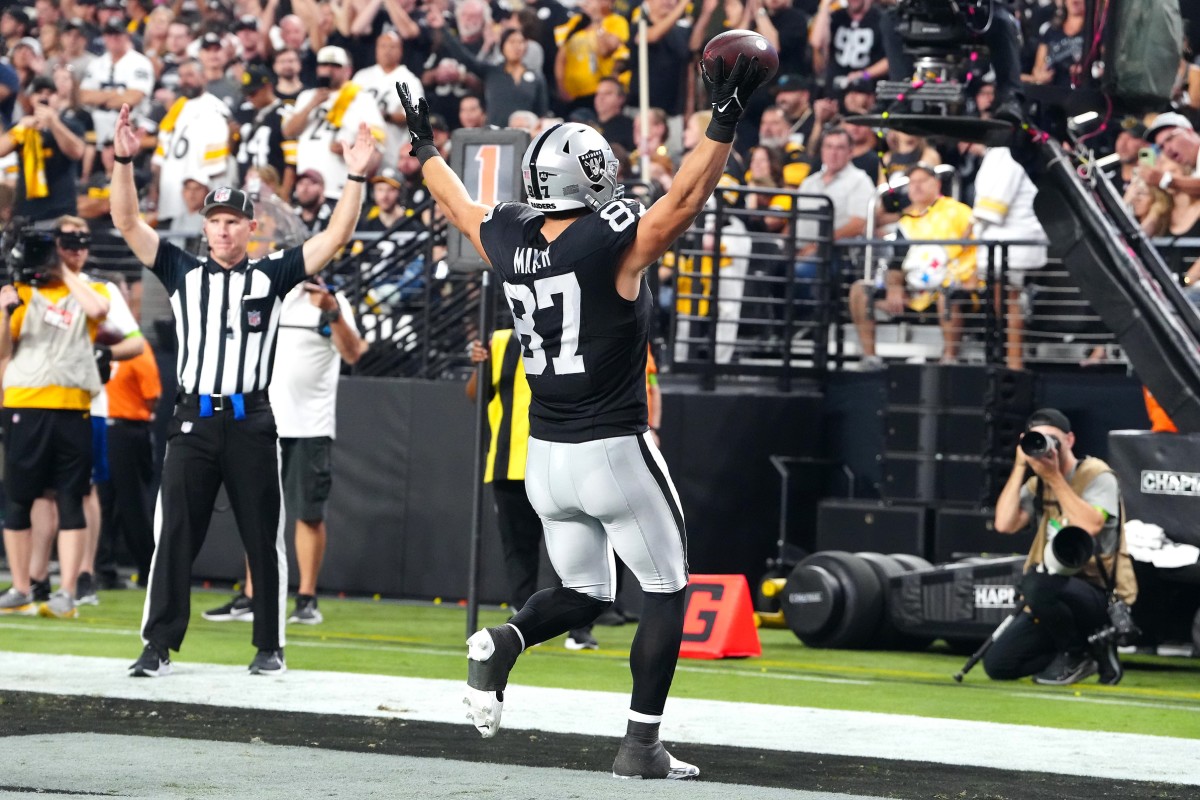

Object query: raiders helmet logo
[578,149,606,183]
[214,187,232,202]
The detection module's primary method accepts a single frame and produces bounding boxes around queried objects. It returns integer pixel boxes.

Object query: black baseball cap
[61,17,87,32]
[234,14,259,31]
[774,74,812,93]
[428,113,448,132]
[102,17,130,35]
[201,186,255,218]
[240,64,273,94]
[199,31,223,49]
[29,75,55,94]
[1026,408,1071,433]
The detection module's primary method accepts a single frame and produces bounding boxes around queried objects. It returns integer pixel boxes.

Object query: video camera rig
[1,219,58,287]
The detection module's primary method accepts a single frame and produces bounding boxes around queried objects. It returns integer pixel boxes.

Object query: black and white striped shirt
[152,241,307,395]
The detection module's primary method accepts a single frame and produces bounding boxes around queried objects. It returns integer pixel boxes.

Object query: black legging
[983,572,1109,680]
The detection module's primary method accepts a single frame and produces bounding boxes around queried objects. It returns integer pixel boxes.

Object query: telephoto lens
[1020,431,1057,458]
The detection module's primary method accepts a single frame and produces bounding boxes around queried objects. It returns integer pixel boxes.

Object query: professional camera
[2,220,58,287]
[845,0,1014,144]
[1020,431,1059,458]
[1088,599,1141,647]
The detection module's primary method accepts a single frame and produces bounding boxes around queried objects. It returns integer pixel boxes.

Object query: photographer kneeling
[0,219,110,619]
[986,408,1137,686]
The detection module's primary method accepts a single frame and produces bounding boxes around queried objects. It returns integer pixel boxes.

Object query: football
[702,30,779,84]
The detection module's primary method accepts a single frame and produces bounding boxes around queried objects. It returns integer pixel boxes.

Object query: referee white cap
[201,186,255,219]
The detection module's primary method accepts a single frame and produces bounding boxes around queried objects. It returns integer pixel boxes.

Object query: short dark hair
[822,126,852,147]
[597,75,626,96]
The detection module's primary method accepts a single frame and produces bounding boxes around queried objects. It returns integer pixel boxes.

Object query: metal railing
[70,187,1200,384]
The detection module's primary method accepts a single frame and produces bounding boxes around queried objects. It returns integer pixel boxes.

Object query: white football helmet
[521,122,620,212]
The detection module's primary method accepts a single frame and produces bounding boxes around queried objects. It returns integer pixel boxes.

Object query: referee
[109,103,377,677]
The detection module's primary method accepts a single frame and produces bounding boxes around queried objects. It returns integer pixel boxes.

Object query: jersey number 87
[504,273,584,377]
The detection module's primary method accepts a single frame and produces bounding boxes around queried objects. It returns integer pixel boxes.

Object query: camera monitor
[446,128,531,273]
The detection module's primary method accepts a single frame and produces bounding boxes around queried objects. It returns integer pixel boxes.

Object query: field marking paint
[677,665,873,686]
[1,652,1199,787]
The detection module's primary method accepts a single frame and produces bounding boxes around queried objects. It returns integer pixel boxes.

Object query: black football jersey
[480,198,650,444]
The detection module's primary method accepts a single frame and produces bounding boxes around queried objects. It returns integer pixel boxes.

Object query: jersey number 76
[503,273,584,376]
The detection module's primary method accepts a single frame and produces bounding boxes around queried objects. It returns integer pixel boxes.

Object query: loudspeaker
[816,499,929,558]
[881,454,1013,507]
[884,410,1027,458]
[886,364,1035,410]
[933,508,1034,563]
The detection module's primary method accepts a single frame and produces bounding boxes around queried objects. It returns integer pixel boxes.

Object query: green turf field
[2,587,1198,739]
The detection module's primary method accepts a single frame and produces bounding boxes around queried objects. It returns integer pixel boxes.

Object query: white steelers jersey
[81,49,155,145]
[154,93,234,223]
[352,64,422,167]
[288,84,385,199]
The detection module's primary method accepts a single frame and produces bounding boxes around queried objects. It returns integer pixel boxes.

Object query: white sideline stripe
[1,651,1198,786]
[0,620,1194,701]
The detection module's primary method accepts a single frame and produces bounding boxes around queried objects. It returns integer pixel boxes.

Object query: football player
[397,51,768,779]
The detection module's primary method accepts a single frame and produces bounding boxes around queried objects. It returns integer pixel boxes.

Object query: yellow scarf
[8,125,48,199]
[326,83,359,129]
[159,97,188,134]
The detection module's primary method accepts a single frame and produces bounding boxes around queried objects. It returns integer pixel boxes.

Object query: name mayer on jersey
[513,247,551,274]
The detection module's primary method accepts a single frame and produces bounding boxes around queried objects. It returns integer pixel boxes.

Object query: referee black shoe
[464,623,524,738]
[202,593,254,622]
[249,648,286,676]
[129,644,172,678]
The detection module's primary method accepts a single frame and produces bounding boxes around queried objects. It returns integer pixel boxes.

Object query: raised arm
[301,123,374,274]
[110,104,160,266]
[397,83,493,263]
[615,54,768,288]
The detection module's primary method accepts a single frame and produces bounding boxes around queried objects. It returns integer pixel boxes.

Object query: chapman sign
[1140,470,1200,497]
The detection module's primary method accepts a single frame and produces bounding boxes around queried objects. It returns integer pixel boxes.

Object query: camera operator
[986,408,1138,686]
[0,219,111,619]
[0,75,86,221]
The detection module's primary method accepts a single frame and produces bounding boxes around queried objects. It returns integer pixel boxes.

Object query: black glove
[396,82,439,165]
[701,53,769,144]
[94,344,113,384]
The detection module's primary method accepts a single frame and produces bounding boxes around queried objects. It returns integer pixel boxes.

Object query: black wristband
[114,154,133,164]
[705,119,736,144]
[347,174,366,183]
[319,308,341,326]
[414,143,440,165]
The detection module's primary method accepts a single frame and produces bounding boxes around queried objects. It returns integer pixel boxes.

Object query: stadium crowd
[0,0,1197,373]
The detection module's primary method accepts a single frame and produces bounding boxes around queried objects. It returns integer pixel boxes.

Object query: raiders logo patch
[578,149,606,183]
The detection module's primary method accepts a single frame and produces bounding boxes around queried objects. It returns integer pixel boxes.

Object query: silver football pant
[524,431,688,599]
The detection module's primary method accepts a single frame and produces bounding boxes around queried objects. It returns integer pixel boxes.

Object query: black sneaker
[593,608,626,626]
[463,624,524,737]
[249,648,286,675]
[1092,640,1124,686]
[202,593,254,622]
[612,721,699,780]
[75,572,99,606]
[288,595,323,625]
[129,644,172,678]
[1032,650,1098,686]
[565,627,598,650]
[31,577,51,603]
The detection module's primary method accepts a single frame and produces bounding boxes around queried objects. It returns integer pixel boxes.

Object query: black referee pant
[97,420,156,586]
[142,403,286,654]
